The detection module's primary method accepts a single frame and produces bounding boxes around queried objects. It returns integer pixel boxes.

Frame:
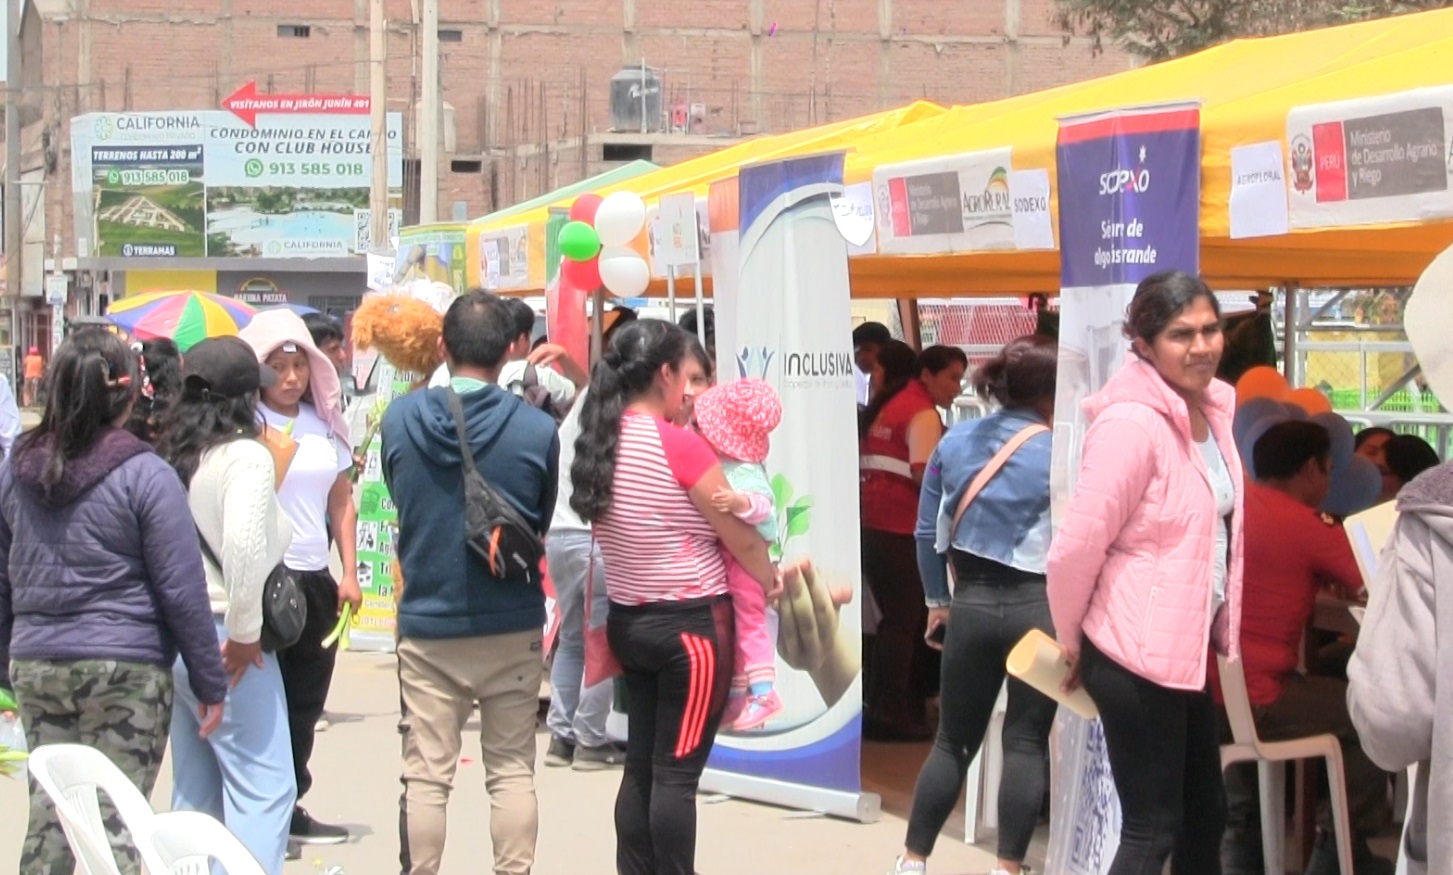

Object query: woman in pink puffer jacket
[1048,271,1244,875]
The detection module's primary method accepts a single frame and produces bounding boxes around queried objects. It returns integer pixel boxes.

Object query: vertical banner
[1048,104,1202,875]
[701,154,878,822]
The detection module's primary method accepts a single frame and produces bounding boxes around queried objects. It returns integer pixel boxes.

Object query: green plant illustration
[770,472,814,562]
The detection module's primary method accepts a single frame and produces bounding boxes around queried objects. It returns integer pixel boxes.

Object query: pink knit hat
[693,378,782,464]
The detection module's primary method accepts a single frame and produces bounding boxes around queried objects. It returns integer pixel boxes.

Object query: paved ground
[1,649,1011,875]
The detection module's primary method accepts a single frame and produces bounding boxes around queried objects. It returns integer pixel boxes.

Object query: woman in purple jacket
[0,330,227,875]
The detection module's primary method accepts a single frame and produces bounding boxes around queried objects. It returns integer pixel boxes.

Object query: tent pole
[1283,281,1300,387]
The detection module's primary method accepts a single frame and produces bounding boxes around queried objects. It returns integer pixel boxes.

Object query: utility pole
[420,0,439,225]
[5,0,23,353]
[368,0,390,253]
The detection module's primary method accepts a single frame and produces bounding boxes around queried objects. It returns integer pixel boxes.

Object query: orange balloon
[1286,387,1333,416]
[1235,366,1290,406]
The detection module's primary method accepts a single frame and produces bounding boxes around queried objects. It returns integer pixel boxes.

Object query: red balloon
[561,256,602,292]
[569,194,604,226]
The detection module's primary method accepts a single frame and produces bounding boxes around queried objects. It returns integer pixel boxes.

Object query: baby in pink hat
[693,377,785,731]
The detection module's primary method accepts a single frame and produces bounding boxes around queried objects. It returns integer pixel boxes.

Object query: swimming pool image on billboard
[206,186,368,257]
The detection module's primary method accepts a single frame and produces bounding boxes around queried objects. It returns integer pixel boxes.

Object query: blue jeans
[545,531,613,748]
[171,621,297,874]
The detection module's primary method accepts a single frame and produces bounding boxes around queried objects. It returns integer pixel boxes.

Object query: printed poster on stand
[1287,84,1453,229]
[872,148,1055,255]
[701,153,877,822]
[1048,103,1202,875]
[70,110,404,259]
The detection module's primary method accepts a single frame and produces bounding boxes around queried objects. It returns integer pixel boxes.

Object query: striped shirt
[595,412,727,605]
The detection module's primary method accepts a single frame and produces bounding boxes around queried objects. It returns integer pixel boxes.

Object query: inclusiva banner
[702,152,878,822]
[1047,103,1202,875]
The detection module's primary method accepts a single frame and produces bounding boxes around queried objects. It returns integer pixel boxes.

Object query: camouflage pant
[10,659,174,875]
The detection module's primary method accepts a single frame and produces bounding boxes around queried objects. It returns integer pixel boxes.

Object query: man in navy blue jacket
[382,289,559,875]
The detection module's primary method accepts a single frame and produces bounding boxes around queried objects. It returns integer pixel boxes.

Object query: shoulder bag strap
[195,523,221,571]
[950,423,1050,533]
[444,387,517,480]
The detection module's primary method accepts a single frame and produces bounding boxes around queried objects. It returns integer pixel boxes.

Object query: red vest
[860,381,939,535]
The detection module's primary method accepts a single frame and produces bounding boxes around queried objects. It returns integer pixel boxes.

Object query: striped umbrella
[106,291,258,351]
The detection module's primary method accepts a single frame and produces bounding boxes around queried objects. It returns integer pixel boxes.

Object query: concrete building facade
[4,0,1131,361]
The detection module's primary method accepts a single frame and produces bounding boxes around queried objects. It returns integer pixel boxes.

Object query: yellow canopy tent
[462,101,947,291]
[843,8,1453,295]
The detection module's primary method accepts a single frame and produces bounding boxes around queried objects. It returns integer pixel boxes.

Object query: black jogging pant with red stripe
[606,595,734,875]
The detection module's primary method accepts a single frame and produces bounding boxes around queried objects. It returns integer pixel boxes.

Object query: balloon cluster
[1233,366,1381,516]
[557,191,652,298]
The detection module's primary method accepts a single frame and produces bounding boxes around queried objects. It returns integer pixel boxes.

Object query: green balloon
[558,220,601,262]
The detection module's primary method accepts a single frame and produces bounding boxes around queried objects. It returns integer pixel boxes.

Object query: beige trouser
[398,630,543,875]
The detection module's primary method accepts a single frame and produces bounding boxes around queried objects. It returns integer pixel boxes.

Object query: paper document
[1006,629,1098,719]
[1344,500,1399,590]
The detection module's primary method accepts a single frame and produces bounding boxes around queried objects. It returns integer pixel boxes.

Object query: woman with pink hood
[239,309,360,851]
[1048,271,1244,875]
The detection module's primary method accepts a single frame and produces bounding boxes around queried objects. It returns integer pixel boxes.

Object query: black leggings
[607,596,734,875]
[1080,637,1226,875]
[277,568,341,801]
[904,555,1056,862]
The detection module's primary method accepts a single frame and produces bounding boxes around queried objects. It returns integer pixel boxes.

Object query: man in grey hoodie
[1348,459,1453,875]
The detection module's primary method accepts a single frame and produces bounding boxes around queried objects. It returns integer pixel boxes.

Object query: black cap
[181,336,277,401]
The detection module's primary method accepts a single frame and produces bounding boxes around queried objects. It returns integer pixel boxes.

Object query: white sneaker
[315,713,331,732]
[889,857,926,875]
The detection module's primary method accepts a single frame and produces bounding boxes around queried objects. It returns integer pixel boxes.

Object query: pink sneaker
[731,690,783,731]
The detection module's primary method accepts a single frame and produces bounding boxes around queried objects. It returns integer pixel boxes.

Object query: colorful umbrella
[105,291,258,351]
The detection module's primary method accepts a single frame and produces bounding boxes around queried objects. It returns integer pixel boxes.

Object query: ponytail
[15,330,137,490]
[570,319,691,521]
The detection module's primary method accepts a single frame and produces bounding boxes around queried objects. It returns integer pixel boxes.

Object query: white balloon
[594,192,648,248]
[598,246,651,298]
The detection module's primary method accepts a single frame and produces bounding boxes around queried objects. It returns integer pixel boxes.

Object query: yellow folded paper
[1006,629,1099,720]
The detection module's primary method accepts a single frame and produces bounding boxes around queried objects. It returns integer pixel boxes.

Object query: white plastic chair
[138,810,268,875]
[27,743,160,875]
[964,682,1008,842]
[1218,656,1354,875]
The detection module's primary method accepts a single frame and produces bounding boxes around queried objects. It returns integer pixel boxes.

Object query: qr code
[1070,720,1115,870]
[354,209,371,253]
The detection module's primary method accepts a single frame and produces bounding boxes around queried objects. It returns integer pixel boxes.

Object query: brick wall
[36,0,1133,256]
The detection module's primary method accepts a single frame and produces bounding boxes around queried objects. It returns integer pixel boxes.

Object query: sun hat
[693,377,782,464]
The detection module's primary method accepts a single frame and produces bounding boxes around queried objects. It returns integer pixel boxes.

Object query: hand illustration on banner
[775,558,859,710]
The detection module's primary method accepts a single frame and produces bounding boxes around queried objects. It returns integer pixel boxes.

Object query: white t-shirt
[261,402,352,572]
[427,359,577,406]
[1198,436,1235,619]
[550,387,589,534]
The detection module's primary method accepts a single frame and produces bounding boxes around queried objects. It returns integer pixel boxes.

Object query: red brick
[500,0,623,29]
[893,0,1008,38]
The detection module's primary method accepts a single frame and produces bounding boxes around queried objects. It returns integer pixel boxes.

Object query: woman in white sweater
[158,336,296,874]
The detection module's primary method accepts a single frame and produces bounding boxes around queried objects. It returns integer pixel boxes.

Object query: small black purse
[196,527,307,652]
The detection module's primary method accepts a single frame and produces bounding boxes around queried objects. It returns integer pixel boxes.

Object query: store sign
[70,110,404,260]
[1287,85,1453,229]
[234,277,289,305]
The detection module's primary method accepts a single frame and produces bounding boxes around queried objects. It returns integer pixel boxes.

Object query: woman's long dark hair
[125,338,182,445]
[570,319,692,522]
[158,392,261,488]
[862,339,917,431]
[14,329,137,490]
